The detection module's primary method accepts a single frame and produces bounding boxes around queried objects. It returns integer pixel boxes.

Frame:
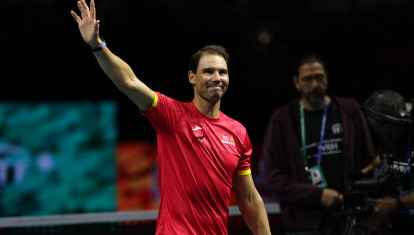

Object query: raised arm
[70,0,154,111]
[235,174,271,235]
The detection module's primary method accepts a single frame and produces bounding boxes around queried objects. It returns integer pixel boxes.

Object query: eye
[203,68,214,74]
[315,74,324,82]
[301,76,312,83]
[219,69,228,75]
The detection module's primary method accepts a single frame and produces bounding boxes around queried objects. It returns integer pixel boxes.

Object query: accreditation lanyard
[300,97,328,171]
[397,103,413,194]
[398,133,413,192]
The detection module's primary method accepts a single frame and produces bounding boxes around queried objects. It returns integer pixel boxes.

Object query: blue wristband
[90,40,106,52]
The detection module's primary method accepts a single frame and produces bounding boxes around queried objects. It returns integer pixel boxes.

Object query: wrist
[395,195,405,211]
[90,39,106,52]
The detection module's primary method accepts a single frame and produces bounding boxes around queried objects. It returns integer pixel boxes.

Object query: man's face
[189,54,229,102]
[294,62,328,108]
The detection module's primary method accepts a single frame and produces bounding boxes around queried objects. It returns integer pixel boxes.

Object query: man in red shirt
[71,1,271,234]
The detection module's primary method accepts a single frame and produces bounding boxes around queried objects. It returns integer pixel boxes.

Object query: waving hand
[70,0,155,111]
[71,0,101,47]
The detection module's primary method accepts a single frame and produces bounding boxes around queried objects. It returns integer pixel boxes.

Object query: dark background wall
[1,0,414,144]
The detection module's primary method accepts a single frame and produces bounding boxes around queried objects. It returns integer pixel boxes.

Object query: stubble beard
[304,90,325,110]
[207,84,227,100]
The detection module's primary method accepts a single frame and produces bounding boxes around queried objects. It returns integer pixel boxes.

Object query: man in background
[360,89,414,234]
[263,53,376,234]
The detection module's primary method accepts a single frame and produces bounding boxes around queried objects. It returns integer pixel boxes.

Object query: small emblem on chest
[192,125,204,140]
[221,134,235,146]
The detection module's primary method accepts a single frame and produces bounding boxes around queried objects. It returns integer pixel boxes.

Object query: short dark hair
[293,53,328,77]
[188,45,229,74]
[364,89,407,128]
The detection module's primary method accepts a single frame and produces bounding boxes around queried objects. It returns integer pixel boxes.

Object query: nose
[211,71,220,82]
[310,77,319,88]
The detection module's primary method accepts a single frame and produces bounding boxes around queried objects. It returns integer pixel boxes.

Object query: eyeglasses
[300,74,326,84]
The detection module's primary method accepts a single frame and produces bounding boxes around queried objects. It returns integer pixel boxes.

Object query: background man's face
[294,62,328,108]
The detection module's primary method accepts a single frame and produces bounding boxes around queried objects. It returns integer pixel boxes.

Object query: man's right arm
[92,47,154,112]
[262,115,324,207]
[71,0,154,112]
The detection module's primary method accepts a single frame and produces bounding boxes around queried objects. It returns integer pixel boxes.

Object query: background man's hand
[321,188,342,208]
[360,197,396,228]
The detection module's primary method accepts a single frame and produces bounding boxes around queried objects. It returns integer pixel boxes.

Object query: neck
[301,95,330,111]
[193,95,221,118]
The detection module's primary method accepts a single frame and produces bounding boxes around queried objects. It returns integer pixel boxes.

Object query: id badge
[308,165,328,188]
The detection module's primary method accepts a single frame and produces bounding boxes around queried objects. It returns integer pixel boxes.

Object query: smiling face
[294,62,328,110]
[189,53,229,103]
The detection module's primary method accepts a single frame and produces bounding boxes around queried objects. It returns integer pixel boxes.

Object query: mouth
[207,84,224,90]
[309,90,324,97]
[310,93,323,98]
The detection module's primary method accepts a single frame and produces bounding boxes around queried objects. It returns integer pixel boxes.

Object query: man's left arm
[235,173,271,235]
[361,194,414,228]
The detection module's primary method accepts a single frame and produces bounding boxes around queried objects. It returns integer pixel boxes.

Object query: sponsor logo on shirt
[192,125,204,140]
[221,134,235,146]
[331,123,343,135]
[192,126,202,131]
[391,161,414,175]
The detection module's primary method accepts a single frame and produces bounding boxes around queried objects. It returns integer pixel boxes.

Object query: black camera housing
[342,191,369,215]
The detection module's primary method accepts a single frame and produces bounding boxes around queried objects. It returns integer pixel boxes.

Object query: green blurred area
[0,101,118,216]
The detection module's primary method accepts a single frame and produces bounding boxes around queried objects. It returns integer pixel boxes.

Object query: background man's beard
[305,91,325,109]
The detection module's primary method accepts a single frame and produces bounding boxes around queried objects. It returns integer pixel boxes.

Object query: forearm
[238,194,271,235]
[92,46,154,110]
[400,194,414,209]
[265,171,322,207]
[263,127,321,207]
[236,174,271,234]
[93,47,137,90]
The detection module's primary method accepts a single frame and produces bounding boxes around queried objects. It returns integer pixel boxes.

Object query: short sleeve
[236,131,252,175]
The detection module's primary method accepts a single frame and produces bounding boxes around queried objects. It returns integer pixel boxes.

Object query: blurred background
[0,0,414,225]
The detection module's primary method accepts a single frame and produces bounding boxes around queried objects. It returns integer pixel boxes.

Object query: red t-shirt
[143,92,252,235]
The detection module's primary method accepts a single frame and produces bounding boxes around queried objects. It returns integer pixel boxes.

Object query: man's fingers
[81,0,90,16]
[94,20,100,34]
[70,10,82,23]
[90,0,96,20]
[79,0,90,19]
[78,1,86,19]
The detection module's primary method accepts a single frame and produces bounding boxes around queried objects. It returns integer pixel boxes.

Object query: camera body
[347,93,414,217]
[342,191,368,215]
[342,153,395,215]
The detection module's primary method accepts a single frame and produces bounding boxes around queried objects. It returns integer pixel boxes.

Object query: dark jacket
[263,96,376,230]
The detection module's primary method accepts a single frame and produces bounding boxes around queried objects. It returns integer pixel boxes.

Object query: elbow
[113,77,137,93]
[238,192,264,210]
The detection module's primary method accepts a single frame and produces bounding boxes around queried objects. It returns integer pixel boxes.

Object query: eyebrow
[202,68,228,73]
[301,73,325,79]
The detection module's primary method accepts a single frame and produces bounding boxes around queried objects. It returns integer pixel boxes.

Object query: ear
[406,102,412,112]
[188,70,196,86]
[293,76,300,90]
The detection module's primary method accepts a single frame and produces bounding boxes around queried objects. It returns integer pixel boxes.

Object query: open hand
[70,0,102,47]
